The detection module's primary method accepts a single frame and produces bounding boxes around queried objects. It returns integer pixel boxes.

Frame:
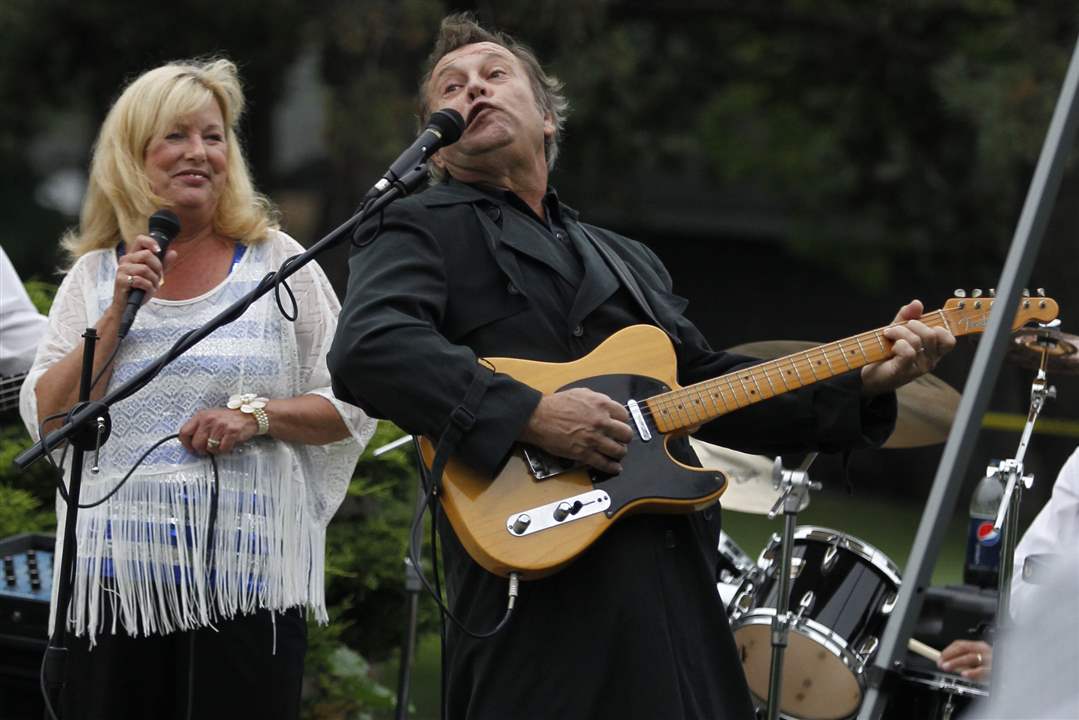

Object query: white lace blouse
[20,230,376,643]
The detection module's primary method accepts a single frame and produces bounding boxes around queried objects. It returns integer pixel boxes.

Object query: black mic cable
[118,209,181,338]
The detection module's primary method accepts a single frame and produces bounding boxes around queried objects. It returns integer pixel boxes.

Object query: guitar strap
[576,224,680,345]
[426,363,494,494]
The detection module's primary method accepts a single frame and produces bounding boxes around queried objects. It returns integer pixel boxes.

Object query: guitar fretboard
[644,311,952,434]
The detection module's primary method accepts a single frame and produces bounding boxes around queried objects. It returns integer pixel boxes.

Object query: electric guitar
[419,295,1059,579]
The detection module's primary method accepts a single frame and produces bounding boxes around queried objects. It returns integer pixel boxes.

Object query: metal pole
[44,328,99,717]
[766,509,797,720]
[858,32,1079,719]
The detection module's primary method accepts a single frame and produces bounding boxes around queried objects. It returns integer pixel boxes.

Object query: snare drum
[730,526,901,720]
[882,667,987,719]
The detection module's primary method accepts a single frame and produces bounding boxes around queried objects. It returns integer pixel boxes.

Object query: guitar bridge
[521,446,579,480]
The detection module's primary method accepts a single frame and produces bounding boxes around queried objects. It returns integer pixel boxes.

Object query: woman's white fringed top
[20,231,376,644]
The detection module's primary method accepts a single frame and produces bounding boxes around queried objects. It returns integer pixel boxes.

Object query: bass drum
[730,526,901,720]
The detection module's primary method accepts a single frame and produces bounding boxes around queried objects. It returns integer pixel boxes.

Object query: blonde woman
[20,58,375,719]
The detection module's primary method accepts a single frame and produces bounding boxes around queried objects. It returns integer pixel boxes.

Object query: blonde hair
[63,58,277,259]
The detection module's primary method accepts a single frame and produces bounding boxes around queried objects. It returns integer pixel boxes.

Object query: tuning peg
[1037,288,1046,297]
[989,288,996,297]
[954,289,967,298]
[1023,289,1031,297]
[972,289,983,298]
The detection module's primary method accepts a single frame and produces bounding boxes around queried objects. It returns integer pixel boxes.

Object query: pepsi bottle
[964,463,1004,588]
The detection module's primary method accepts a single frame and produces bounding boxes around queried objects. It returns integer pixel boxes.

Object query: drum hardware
[793,591,815,622]
[716,531,763,608]
[760,537,805,580]
[762,453,821,720]
[856,636,880,664]
[822,542,840,572]
[990,321,1060,627]
[724,340,961,449]
[372,434,414,456]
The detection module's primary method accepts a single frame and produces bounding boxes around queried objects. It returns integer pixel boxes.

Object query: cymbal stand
[991,323,1057,625]
[764,453,821,720]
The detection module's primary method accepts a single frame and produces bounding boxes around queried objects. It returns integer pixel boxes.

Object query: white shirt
[20,231,376,641]
[1010,446,1079,619]
[0,245,48,376]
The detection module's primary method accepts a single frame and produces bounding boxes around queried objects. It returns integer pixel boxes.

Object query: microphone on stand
[118,209,181,338]
[363,108,466,202]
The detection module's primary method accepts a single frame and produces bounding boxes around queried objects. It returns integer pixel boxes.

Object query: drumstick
[908,638,942,663]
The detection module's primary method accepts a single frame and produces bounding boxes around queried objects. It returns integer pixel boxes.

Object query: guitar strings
[630,311,951,427]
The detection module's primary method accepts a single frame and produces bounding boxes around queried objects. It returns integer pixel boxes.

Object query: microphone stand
[15,166,433,717]
[42,328,111,716]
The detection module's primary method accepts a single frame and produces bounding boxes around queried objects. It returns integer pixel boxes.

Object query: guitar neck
[644,310,954,435]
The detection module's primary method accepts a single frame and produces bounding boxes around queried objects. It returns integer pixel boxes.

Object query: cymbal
[885,372,960,448]
[726,339,960,448]
[1007,328,1079,375]
[688,438,807,515]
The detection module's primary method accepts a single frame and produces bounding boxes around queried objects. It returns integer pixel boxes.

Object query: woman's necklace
[159,235,227,287]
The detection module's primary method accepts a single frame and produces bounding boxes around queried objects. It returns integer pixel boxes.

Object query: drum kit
[699,330,1079,720]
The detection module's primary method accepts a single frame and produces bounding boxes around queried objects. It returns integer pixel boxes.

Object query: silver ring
[127,274,135,287]
[207,438,221,449]
[976,652,983,666]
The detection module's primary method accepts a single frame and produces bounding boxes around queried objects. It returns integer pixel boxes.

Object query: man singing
[328,13,954,719]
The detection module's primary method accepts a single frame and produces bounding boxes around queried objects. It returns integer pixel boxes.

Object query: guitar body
[417,296,1059,580]
[418,325,727,579]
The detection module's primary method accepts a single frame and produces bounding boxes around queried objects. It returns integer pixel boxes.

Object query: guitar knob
[1037,288,1046,297]
[972,288,983,298]
[553,502,572,522]
[1023,289,1031,297]
[953,289,967,298]
[989,288,996,297]
[511,514,532,535]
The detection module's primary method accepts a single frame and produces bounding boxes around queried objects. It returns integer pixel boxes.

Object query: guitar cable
[406,479,520,639]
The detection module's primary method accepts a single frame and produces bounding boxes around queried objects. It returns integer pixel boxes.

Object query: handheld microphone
[118,209,181,338]
[364,108,466,201]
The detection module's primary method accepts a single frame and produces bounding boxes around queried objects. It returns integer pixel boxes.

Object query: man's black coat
[328,179,895,720]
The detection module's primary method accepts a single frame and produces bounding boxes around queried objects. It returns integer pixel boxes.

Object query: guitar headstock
[942,289,1059,337]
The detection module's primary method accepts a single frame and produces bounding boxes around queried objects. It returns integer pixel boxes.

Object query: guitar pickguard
[556,373,726,517]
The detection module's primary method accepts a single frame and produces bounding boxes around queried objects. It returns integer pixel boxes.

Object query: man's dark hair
[419,13,569,181]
